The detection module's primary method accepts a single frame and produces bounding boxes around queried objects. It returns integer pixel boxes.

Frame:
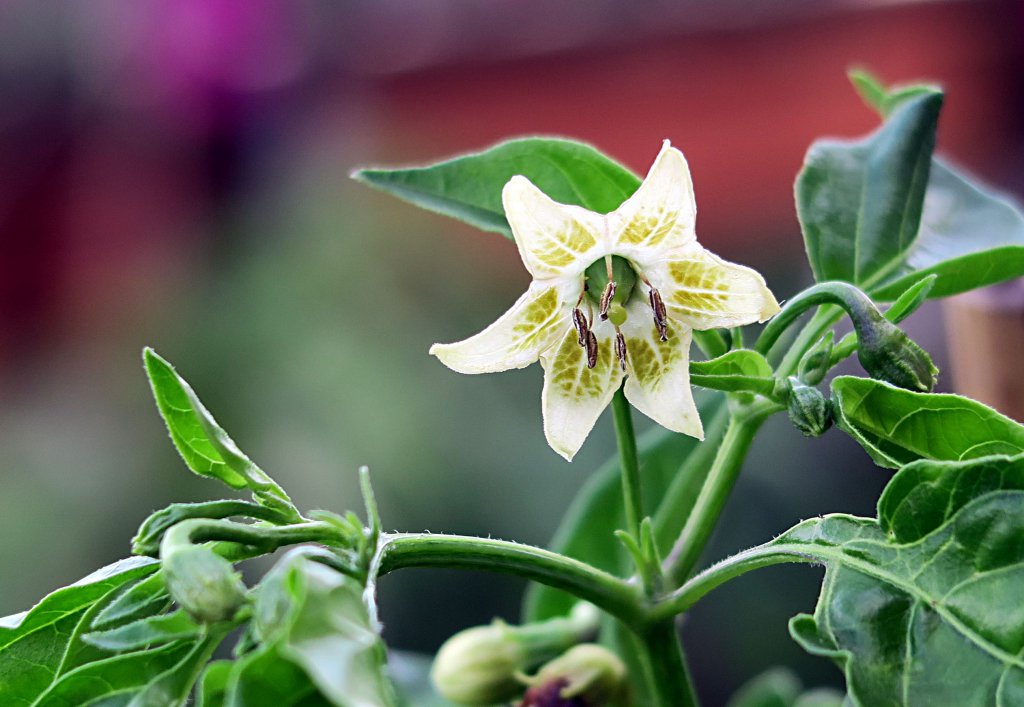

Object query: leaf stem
[663,409,770,586]
[376,533,644,625]
[611,387,643,541]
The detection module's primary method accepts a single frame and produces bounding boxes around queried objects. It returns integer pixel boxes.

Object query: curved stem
[653,544,816,621]
[663,410,769,586]
[377,533,644,625]
[611,387,643,541]
[163,519,345,557]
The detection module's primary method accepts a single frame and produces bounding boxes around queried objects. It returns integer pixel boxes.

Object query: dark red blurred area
[1,0,1021,377]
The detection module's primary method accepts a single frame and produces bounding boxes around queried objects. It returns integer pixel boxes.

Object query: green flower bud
[431,620,529,705]
[852,307,938,392]
[432,606,598,706]
[162,545,246,623]
[519,644,627,707]
[797,332,834,386]
[786,378,832,437]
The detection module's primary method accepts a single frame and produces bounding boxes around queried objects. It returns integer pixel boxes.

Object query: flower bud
[797,332,834,386]
[519,644,626,707]
[431,620,529,705]
[852,307,937,392]
[162,545,246,623]
[786,378,832,437]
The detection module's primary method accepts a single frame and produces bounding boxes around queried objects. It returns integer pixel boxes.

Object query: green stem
[663,409,769,586]
[377,533,644,625]
[163,518,346,556]
[776,305,843,377]
[635,620,700,707]
[652,545,815,621]
[611,387,643,541]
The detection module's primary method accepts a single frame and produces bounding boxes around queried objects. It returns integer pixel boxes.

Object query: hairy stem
[635,619,700,707]
[663,410,769,586]
[377,533,644,625]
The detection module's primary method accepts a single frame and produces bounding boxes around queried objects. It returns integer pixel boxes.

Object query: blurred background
[1,1,1022,703]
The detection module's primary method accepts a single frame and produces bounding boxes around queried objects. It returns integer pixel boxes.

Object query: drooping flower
[430,141,780,460]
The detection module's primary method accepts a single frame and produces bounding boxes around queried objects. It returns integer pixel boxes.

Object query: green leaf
[230,548,397,707]
[831,376,1024,468]
[868,158,1024,300]
[877,453,1024,543]
[196,661,232,707]
[798,91,942,292]
[353,138,640,238]
[223,643,333,707]
[84,610,203,652]
[0,558,157,705]
[143,349,296,515]
[29,640,195,706]
[690,350,777,397]
[844,72,1024,299]
[523,396,725,621]
[92,572,170,630]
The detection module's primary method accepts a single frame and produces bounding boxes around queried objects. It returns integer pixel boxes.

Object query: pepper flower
[431,141,779,460]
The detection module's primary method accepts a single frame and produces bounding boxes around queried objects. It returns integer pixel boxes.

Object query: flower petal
[607,141,696,264]
[620,303,703,440]
[430,281,569,374]
[503,176,606,279]
[648,243,781,330]
[540,321,624,461]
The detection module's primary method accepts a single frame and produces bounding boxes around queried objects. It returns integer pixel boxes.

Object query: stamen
[586,331,598,369]
[599,281,616,320]
[572,307,589,347]
[649,288,669,342]
[615,330,628,371]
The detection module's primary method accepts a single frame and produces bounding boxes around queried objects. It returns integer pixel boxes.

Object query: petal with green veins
[502,175,606,279]
[541,323,624,461]
[650,243,780,330]
[620,304,703,439]
[607,141,696,265]
[430,281,570,374]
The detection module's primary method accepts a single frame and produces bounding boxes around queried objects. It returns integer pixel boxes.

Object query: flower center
[570,255,670,371]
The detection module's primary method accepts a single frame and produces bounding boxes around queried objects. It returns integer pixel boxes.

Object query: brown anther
[599,281,616,320]
[615,331,628,371]
[649,288,669,342]
[572,308,589,347]
[586,331,598,369]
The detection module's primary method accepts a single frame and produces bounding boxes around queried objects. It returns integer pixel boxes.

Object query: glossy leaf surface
[354,138,640,238]
[831,376,1024,468]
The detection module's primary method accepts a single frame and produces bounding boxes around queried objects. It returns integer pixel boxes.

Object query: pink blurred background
[1,1,1022,702]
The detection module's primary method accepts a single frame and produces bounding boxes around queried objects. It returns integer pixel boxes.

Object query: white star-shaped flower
[430,141,780,460]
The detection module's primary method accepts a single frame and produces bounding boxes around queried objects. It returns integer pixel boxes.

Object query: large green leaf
[353,138,640,238]
[0,558,157,705]
[523,396,725,621]
[831,376,1024,468]
[869,158,1024,300]
[685,451,1024,706]
[797,92,942,292]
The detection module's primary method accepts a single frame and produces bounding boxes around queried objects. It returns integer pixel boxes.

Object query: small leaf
[132,500,292,557]
[196,660,232,707]
[353,138,640,238]
[690,350,777,397]
[726,667,801,707]
[84,609,203,651]
[524,397,725,621]
[798,92,943,291]
[831,376,1024,468]
[143,349,296,514]
[238,548,397,707]
[92,571,170,630]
